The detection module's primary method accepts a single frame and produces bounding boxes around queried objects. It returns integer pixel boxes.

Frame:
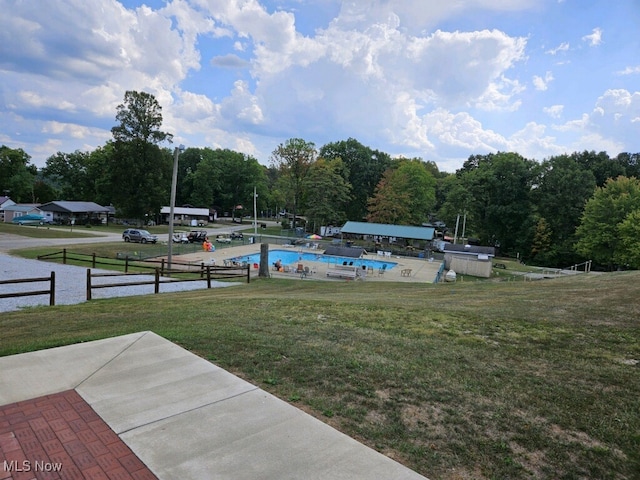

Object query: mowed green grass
[1,272,638,479]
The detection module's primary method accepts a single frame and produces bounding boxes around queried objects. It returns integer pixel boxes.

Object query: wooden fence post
[154,268,160,294]
[86,269,92,300]
[92,253,96,268]
[247,264,250,283]
[49,271,55,306]
[160,258,165,276]
[206,265,211,288]
[125,256,129,273]
[63,248,67,264]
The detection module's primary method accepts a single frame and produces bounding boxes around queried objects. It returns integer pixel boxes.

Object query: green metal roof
[341,221,435,240]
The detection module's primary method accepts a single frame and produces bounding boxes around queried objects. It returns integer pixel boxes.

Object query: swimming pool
[228,249,398,270]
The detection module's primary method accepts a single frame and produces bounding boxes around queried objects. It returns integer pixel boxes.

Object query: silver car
[122,229,158,244]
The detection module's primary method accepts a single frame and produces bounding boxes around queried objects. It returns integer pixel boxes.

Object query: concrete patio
[0,331,429,479]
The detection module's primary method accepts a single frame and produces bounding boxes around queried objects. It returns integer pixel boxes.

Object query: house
[3,204,51,223]
[0,196,16,222]
[443,244,496,278]
[39,201,111,225]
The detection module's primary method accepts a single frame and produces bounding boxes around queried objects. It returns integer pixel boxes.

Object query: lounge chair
[296,263,307,278]
[378,264,387,276]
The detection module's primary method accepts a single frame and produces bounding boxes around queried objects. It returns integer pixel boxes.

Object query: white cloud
[507,122,565,159]
[543,105,564,118]
[533,71,554,91]
[616,66,640,76]
[423,108,508,151]
[582,27,603,46]
[545,42,569,55]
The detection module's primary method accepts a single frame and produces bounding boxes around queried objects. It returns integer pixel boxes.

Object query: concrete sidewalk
[0,331,429,479]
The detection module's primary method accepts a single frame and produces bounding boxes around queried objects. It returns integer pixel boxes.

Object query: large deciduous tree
[456,152,538,253]
[108,91,173,221]
[0,146,37,202]
[575,176,640,269]
[270,138,316,229]
[533,154,596,266]
[366,159,436,225]
[302,157,352,232]
[320,138,391,221]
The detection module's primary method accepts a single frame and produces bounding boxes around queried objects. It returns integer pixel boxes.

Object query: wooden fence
[0,272,56,306]
[85,264,250,300]
[38,249,251,281]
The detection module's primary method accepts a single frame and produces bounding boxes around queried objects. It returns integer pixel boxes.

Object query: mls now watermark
[3,460,63,473]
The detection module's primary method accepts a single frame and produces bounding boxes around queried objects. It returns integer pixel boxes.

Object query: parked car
[12,214,49,225]
[187,230,208,243]
[122,229,158,244]
[216,234,232,243]
[230,232,244,240]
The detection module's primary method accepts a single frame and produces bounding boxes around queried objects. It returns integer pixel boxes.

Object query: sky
[1,0,639,172]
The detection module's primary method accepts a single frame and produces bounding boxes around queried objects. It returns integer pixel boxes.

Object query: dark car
[187,230,208,243]
[122,229,158,244]
[230,232,244,240]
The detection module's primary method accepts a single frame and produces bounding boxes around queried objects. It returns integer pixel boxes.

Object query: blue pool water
[228,249,397,270]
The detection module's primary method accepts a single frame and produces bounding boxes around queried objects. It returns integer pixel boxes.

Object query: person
[274,259,282,271]
[203,238,213,252]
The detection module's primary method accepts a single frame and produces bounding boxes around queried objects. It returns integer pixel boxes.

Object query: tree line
[1,90,639,270]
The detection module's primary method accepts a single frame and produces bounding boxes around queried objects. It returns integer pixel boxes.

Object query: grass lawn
[0,222,100,238]
[1,267,638,479]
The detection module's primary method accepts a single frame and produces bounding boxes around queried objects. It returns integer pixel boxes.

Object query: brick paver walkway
[0,390,157,480]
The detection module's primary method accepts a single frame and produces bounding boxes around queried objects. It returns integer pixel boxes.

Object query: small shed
[160,206,210,226]
[443,244,496,278]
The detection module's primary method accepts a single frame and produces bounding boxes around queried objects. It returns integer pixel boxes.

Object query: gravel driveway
[0,252,238,313]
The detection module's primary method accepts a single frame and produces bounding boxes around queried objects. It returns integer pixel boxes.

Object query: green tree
[530,216,553,264]
[42,151,95,201]
[270,138,316,229]
[572,150,624,187]
[107,91,173,221]
[616,210,640,268]
[366,159,436,225]
[0,146,37,202]
[615,152,640,179]
[457,152,538,253]
[302,158,352,232]
[216,150,268,218]
[319,138,391,221]
[180,148,223,208]
[575,176,640,269]
[436,174,473,236]
[366,169,411,224]
[533,154,596,265]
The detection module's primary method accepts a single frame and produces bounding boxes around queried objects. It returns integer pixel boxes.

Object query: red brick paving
[0,390,157,480]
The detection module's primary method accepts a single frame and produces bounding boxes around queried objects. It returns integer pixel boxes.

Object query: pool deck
[178,243,443,283]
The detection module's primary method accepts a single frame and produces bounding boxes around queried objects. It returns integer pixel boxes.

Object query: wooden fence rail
[38,249,249,278]
[0,272,56,306]
[85,264,250,300]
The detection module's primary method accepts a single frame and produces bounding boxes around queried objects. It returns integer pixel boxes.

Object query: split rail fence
[0,272,56,306]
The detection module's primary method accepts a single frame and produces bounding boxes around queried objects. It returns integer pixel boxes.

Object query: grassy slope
[1,270,638,479]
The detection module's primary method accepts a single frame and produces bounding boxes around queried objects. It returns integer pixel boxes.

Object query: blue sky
[1,0,638,171]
